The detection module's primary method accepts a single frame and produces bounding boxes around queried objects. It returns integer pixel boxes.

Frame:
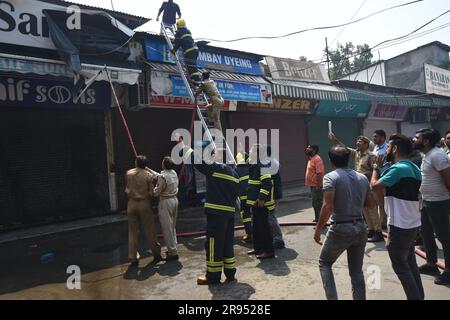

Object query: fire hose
[155,223,445,271]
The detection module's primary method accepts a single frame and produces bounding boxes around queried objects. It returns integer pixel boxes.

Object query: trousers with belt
[205,211,236,281]
[158,197,179,256]
[127,198,161,260]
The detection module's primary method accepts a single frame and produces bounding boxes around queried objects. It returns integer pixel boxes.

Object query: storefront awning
[345,88,432,107]
[147,62,269,85]
[0,53,141,85]
[148,62,273,104]
[269,79,347,102]
[431,96,450,107]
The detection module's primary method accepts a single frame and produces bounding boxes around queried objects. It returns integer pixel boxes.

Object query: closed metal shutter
[0,109,109,230]
[112,107,193,211]
[364,119,398,140]
[227,112,308,184]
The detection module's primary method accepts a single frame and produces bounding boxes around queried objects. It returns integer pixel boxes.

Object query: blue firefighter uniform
[183,147,239,283]
[236,160,252,240]
[247,162,275,257]
[173,26,201,83]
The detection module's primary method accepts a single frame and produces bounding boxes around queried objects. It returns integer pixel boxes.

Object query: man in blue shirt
[156,0,181,35]
[371,134,424,300]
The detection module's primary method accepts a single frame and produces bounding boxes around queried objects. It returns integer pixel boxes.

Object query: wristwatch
[372,163,381,173]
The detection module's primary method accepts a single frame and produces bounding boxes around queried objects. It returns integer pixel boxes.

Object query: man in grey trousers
[314,146,375,300]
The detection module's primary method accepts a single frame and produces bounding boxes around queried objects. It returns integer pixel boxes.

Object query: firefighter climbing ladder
[161,24,236,165]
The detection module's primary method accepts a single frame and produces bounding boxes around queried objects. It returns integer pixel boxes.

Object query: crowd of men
[308,128,450,300]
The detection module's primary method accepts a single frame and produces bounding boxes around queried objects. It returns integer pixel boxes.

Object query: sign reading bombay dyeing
[265,56,330,83]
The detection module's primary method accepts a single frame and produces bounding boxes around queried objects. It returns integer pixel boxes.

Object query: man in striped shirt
[371,134,424,300]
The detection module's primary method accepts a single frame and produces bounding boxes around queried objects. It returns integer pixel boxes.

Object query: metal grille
[0,109,109,230]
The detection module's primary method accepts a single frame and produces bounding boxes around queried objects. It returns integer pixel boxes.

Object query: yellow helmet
[176,19,186,28]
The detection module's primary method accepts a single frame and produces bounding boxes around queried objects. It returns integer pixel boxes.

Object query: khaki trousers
[158,197,179,256]
[374,190,387,226]
[207,96,224,133]
[363,193,381,232]
[127,198,161,260]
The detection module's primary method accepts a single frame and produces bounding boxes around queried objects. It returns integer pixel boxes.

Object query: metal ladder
[161,24,236,165]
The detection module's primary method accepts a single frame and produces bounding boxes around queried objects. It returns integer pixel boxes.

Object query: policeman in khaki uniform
[153,156,180,261]
[180,141,240,285]
[126,156,162,267]
[195,72,225,134]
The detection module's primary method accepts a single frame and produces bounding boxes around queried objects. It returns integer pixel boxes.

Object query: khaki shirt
[349,148,375,180]
[195,79,221,98]
[125,168,155,199]
[154,170,179,198]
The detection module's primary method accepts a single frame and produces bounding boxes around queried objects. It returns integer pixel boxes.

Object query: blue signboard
[0,74,110,110]
[171,76,272,103]
[145,39,263,76]
[315,100,369,118]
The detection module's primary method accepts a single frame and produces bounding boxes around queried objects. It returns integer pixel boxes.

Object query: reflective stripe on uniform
[242,218,252,223]
[249,179,261,185]
[212,172,239,183]
[207,261,223,267]
[267,205,276,211]
[183,148,193,161]
[209,237,214,263]
[240,195,248,200]
[260,189,270,196]
[204,203,236,213]
[207,266,223,272]
[184,46,198,54]
[260,174,272,180]
[239,175,249,182]
[247,200,256,206]
[224,257,236,269]
[180,33,192,39]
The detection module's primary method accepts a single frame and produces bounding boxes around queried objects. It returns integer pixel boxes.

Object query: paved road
[0,196,448,300]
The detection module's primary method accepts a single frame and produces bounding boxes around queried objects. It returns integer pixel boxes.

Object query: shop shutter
[227,112,308,184]
[112,107,193,211]
[363,120,399,139]
[0,109,109,230]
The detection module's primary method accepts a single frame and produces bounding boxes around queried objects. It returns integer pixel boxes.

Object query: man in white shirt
[372,130,389,229]
[413,128,450,286]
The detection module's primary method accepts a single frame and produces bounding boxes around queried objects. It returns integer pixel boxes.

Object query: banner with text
[145,39,262,76]
[0,73,110,110]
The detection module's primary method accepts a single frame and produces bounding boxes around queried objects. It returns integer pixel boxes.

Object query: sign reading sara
[424,63,450,97]
[0,0,82,50]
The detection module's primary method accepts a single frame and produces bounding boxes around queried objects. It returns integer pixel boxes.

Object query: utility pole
[325,37,331,80]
